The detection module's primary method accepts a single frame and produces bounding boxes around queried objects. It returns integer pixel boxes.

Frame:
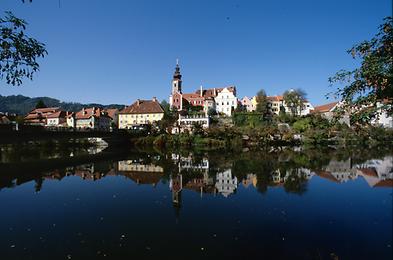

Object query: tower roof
[173,61,182,80]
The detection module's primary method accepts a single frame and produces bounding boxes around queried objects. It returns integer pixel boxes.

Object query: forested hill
[0,95,125,115]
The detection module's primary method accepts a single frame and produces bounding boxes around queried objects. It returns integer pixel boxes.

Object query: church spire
[173,59,182,80]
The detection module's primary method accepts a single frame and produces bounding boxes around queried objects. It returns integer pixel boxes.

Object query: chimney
[214,88,216,96]
[82,108,86,115]
[200,85,203,97]
[137,99,140,106]
[91,107,95,115]
[152,97,157,102]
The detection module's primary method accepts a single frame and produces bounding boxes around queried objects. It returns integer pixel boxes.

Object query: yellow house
[118,98,164,129]
[251,96,258,111]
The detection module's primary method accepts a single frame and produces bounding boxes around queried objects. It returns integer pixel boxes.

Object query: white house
[74,107,111,131]
[45,111,68,127]
[214,87,238,116]
[372,102,393,128]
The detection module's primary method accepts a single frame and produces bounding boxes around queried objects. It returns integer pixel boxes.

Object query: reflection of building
[314,157,393,188]
[242,174,257,188]
[215,169,238,197]
[118,160,163,173]
[355,157,393,187]
[272,168,314,186]
[184,172,215,196]
[169,174,183,207]
[178,156,209,173]
[117,160,163,185]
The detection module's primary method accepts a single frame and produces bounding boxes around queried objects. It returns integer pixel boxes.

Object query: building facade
[214,87,238,116]
[118,98,164,129]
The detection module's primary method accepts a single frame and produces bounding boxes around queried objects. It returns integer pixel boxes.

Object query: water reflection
[2,150,392,195]
[0,148,392,259]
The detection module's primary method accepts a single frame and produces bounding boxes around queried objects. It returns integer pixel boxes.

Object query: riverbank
[131,125,393,151]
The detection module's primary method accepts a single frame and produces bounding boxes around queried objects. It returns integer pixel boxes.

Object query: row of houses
[167,62,392,127]
[24,107,118,131]
[169,62,314,116]
[22,99,166,131]
[16,62,392,130]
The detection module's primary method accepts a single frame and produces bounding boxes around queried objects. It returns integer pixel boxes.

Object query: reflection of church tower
[169,174,183,220]
[169,60,183,110]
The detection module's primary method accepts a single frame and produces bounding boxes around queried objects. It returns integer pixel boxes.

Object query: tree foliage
[283,89,307,116]
[0,11,47,86]
[329,17,392,124]
[35,99,47,109]
[255,89,269,115]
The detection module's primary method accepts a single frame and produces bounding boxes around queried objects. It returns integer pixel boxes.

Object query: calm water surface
[0,147,392,259]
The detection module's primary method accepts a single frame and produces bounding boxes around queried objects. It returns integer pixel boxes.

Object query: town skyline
[0,0,391,105]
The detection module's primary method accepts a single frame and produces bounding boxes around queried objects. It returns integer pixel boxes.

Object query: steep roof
[313,102,338,113]
[0,116,11,124]
[105,108,119,120]
[75,107,108,119]
[30,107,60,114]
[120,99,164,114]
[267,95,284,102]
[46,110,67,119]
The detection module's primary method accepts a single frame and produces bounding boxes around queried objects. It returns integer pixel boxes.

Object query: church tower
[172,59,182,94]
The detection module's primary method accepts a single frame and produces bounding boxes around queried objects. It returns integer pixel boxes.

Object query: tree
[329,17,392,125]
[35,99,47,109]
[255,89,269,114]
[0,11,47,86]
[283,89,307,116]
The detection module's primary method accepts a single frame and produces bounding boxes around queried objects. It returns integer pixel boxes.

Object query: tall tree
[35,99,47,109]
[329,17,392,125]
[0,11,47,86]
[255,89,269,114]
[283,89,307,116]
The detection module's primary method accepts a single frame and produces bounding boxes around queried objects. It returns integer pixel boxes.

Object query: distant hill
[0,95,126,115]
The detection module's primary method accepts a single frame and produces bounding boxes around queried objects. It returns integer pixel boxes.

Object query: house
[172,113,210,134]
[371,102,393,128]
[266,94,314,116]
[46,111,69,127]
[24,107,61,125]
[74,107,111,130]
[241,96,256,112]
[118,98,164,129]
[214,87,238,116]
[312,101,350,126]
[105,108,119,127]
[168,61,238,115]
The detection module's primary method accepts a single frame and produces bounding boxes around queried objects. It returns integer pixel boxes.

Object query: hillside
[0,95,125,115]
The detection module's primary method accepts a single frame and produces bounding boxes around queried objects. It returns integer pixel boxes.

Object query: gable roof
[105,108,119,120]
[120,99,164,114]
[313,102,338,113]
[75,107,108,119]
[267,95,284,102]
[46,110,67,119]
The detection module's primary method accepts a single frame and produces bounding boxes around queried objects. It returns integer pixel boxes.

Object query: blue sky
[0,0,391,106]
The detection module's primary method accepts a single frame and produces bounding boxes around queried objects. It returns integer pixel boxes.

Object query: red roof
[120,99,164,114]
[105,108,119,120]
[373,179,393,188]
[75,107,108,119]
[316,170,340,183]
[358,168,378,178]
[46,111,67,119]
[267,95,284,102]
[313,102,338,113]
